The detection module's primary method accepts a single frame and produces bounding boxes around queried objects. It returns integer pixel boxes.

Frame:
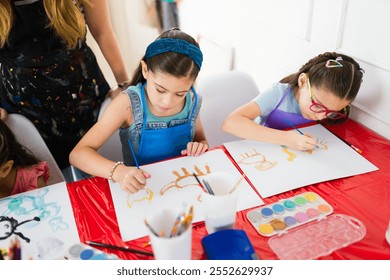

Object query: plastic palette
[246,192,333,237]
[64,243,118,260]
[268,214,366,259]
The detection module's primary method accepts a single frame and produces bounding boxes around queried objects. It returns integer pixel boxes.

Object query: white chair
[197,71,260,148]
[68,98,123,182]
[5,114,65,185]
[97,98,123,162]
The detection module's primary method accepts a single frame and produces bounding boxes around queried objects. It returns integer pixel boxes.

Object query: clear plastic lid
[268,214,366,259]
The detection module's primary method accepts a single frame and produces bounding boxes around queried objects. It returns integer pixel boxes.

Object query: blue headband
[145,38,203,70]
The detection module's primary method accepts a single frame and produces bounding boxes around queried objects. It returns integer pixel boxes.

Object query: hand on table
[181,141,208,157]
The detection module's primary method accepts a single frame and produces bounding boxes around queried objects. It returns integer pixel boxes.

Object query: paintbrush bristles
[169,203,188,238]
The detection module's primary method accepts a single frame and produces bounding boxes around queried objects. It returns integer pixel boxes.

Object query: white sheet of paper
[110,149,263,241]
[0,182,80,259]
[223,124,378,198]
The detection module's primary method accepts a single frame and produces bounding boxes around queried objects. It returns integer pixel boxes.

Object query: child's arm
[69,93,150,194]
[181,115,209,156]
[36,161,49,188]
[222,101,317,150]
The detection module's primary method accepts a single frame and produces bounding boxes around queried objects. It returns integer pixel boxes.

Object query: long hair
[280,52,364,102]
[0,0,90,48]
[130,28,201,86]
[0,120,40,167]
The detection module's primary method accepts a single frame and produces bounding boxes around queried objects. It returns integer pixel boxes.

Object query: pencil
[127,139,140,169]
[86,241,153,257]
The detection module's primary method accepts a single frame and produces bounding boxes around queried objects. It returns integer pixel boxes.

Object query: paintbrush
[230,174,246,194]
[128,139,140,169]
[86,241,153,257]
[169,203,188,238]
[202,179,215,195]
[284,119,304,135]
[284,119,324,149]
[179,205,194,235]
[193,173,211,194]
[144,218,159,237]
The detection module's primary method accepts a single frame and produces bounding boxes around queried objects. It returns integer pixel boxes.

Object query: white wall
[179,0,390,139]
[91,0,390,139]
[86,0,159,86]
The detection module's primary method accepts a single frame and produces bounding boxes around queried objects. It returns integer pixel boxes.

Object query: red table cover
[67,119,390,260]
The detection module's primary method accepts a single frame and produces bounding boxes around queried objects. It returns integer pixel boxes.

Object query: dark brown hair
[130,28,201,86]
[0,120,40,167]
[280,52,364,101]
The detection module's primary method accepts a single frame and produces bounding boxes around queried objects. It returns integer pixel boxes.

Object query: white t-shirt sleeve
[252,83,286,117]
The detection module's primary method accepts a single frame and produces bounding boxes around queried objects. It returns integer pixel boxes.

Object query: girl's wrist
[108,161,124,182]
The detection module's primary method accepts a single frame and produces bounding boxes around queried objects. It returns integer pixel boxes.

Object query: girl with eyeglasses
[222,52,364,151]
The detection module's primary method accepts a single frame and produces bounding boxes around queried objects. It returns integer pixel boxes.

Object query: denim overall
[264,87,313,129]
[120,83,201,166]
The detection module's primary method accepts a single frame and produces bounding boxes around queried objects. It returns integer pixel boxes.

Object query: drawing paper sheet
[223,124,378,198]
[110,149,263,241]
[0,182,80,259]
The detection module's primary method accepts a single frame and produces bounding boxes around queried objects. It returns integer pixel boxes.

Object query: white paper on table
[110,149,264,241]
[223,124,378,198]
[0,182,80,259]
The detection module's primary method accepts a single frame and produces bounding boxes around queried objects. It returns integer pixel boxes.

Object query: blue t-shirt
[252,83,301,125]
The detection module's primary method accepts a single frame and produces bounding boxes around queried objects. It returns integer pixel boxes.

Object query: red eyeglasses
[307,78,347,120]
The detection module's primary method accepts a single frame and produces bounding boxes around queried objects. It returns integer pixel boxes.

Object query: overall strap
[126,87,144,130]
[188,86,199,119]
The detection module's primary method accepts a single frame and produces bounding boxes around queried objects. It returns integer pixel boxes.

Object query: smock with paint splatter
[0,0,109,169]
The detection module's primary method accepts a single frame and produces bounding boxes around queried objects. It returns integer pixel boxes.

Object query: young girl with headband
[222,52,364,151]
[70,28,208,194]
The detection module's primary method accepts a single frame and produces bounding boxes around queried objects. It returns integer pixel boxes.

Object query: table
[67,119,390,260]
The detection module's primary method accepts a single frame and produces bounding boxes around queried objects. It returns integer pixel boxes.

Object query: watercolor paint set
[246,192,333,237]
[63,243,119,260]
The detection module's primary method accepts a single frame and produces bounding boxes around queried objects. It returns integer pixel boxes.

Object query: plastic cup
[146,207,192,260]
[201,172,239,234]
